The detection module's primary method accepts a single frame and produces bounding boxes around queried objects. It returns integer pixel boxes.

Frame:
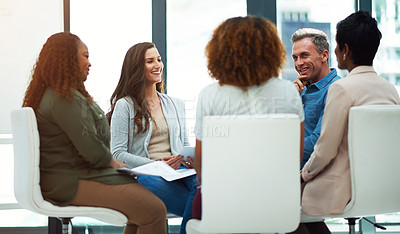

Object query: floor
[0,224,181,234]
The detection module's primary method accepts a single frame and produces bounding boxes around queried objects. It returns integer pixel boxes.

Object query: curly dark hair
[206,15,286,89]
[108,42,164,134]
[22,32,93,109]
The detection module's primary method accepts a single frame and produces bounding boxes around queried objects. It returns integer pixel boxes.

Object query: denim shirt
[301,68,340,168]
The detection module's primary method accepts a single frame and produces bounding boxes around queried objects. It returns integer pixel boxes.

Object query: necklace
[148,100,160,110]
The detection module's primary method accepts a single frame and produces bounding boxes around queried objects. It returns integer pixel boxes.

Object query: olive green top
[36,88,135,206]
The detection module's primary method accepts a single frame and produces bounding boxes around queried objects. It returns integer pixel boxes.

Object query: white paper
[117,161,196,181]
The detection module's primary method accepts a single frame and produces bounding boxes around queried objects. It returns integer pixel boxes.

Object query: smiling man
[291,28,341,168]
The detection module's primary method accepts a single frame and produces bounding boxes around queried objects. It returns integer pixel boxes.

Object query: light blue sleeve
[181,104,190,147]
[163,95,191,156]
[173,96,190,146]
[110,98,152,168]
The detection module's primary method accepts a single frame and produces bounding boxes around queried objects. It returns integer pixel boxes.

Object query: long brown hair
[108,42,164,134]
[22,32,93,109]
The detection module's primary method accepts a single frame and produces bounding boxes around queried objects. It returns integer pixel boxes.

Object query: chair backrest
[10,107,129,226]
[200,114,301,233]
[11,107,44,212]
[344,105,400,217]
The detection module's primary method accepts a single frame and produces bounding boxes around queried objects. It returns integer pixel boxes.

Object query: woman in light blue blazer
[109,42,197,234]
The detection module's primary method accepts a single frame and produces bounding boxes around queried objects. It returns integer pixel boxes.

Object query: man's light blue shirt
[301,68,341,168]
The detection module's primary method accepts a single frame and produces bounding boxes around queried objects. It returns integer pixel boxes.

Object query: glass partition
[166,0,247,145]
[70,0,152,112]
[373,0,400,91]
[0,0,62,134]
[277,0,355,82]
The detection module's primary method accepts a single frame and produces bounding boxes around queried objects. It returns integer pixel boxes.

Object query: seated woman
[109,42,197,234]
[291,11,400,234]
[22,32,167,234]
[191,15,305,219]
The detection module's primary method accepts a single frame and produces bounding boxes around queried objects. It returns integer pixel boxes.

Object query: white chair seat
[29,200,127,225]
[11,107,127,232]
[301,105,400,233]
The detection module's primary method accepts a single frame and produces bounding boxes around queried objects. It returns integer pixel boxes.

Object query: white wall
[0,0,63,133]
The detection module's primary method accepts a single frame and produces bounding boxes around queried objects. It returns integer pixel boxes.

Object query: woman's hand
[161,155,184,170]
[181,156,194,169]
[107,158,128,169]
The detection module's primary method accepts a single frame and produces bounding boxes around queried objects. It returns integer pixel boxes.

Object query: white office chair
[186,114,301,234]
[11,107,127,234]
[301,105,400,234]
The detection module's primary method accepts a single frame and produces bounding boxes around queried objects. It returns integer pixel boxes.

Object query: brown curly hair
[22,32,93,109]
[206,15,286,89]
[108,42,164,134]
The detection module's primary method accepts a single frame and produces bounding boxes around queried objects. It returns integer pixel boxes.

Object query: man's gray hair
[291,28,330,54]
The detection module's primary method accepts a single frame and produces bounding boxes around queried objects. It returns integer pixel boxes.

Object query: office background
[1,0,399,233]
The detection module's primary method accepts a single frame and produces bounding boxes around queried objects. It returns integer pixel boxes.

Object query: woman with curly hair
[191,15,305,219]
[109,42,197,234]
[23,32,167,234]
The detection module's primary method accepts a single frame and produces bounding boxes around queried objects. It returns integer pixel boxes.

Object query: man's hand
[293,75,308,94]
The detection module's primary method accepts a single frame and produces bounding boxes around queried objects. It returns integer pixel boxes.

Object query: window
[373,0,400,91]
[0,0,63,227]
[166,0,247,144]
[277,0,354,82]
[0,0,62,134]
[70,0,152,112]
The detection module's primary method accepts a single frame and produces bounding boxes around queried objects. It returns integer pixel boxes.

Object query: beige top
[301,66,400,216]
[148,115,173,161]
